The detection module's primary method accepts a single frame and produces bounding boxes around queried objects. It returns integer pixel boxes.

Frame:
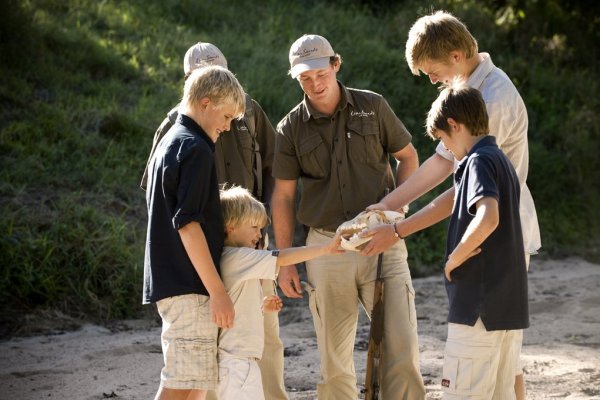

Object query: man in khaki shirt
[272,34,425,399]
[141,42,287,400]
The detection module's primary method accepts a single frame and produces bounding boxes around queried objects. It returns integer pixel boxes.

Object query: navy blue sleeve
[466,154,499,216]
[172,139,215,230]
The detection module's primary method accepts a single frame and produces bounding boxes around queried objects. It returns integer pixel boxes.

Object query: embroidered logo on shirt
[441,379,450,388]
[350,110,375,118]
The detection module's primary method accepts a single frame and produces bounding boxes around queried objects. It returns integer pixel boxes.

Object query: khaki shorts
[156,294,218,390]
[442,318,517,400]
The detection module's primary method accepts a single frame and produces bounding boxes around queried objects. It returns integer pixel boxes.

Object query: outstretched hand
[324,232,346,255]
[359,224,398,257]
[365,202,389,212]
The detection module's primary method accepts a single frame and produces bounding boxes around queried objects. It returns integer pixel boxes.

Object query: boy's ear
[199,97,211,109]
[448,50,463,64]
[224,225,234,235]
[447,117,460,134]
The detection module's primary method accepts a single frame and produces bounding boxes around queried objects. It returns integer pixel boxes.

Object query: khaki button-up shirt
[273,82,412,231]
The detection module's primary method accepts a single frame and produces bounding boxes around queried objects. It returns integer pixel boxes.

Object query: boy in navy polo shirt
[144,66,245,400]
[424,82,529,399]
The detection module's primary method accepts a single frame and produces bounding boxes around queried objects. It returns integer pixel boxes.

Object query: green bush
[1,0,598,325]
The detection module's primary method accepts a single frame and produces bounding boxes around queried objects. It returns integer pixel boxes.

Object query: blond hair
[426,80,489,140]
[220,186,269,230]
[405,11,478,75]
[182,65,245,118]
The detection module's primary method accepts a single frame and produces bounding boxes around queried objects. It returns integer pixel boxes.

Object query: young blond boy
[143,66,245,400]
[217,186,343,400]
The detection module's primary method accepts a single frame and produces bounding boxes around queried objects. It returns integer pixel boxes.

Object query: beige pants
[257,279,288,400]
[305,228,425,400]
[207,280,288,400]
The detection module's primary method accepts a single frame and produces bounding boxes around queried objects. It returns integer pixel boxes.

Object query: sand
[1,257,599,399]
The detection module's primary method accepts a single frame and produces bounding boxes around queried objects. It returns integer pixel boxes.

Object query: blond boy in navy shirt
[144,66,245,400]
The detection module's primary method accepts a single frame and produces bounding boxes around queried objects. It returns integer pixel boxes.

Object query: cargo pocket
[174,337,217,381]
[442,354,491,396]
[234,125,254,172]
[302,281,323,332]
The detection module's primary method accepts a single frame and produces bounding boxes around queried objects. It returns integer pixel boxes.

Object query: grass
[1,0,598,328]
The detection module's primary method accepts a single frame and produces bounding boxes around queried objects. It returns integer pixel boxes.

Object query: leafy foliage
[1,0,598,324]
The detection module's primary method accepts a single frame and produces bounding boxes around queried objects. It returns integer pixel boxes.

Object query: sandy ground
[1,257,599,399]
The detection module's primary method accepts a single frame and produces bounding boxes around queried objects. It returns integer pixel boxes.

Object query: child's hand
[445,248,482,281]
[365,202,389,212]
[262,295,283,313]
[210,291,235,329]
[324,232,346,255]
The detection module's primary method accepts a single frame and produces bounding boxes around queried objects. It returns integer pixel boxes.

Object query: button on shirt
[436,53,541,254]
[143,114,224,304]
[273,82,412,231]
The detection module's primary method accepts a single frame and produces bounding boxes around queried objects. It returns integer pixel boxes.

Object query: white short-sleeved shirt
[436,53,541,254]
[218,246,278,360]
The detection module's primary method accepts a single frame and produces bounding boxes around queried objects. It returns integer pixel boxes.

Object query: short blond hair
[426,80,489,140]
[405,11,478,75]
[182,65,245,118]
[220,186,269,230]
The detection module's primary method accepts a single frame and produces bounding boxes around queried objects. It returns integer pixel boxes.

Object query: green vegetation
[1,0,598,326]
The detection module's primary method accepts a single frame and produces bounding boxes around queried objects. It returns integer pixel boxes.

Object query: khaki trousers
[305,228,425,400]
[258,279,289,399]
[207,280,288,400]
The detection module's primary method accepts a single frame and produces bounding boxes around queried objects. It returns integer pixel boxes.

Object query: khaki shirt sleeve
[376,96,412,154]
[273,116,301,180]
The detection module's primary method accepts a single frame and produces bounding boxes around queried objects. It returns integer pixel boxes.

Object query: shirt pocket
[233,120,254,171]
[298,133,329,179]
[346,119,383,164]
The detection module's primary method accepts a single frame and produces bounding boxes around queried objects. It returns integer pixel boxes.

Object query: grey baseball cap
[288,34,335,79]
[183,42,228,74]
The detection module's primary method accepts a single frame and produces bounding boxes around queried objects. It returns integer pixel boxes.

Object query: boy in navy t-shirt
[424,82,529,398]
[144,66,245,400]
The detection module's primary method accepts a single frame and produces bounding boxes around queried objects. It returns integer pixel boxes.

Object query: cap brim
[289,57,331,79]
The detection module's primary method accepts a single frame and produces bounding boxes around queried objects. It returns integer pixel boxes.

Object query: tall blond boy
[217,186,343,400]
[364,11,539,398]
[144,66,245,400]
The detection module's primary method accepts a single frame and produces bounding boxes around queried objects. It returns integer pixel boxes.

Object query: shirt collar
[456,135,498,171]
[467,52,495,90]
[301,81,354,122]
[177,113,215,151]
